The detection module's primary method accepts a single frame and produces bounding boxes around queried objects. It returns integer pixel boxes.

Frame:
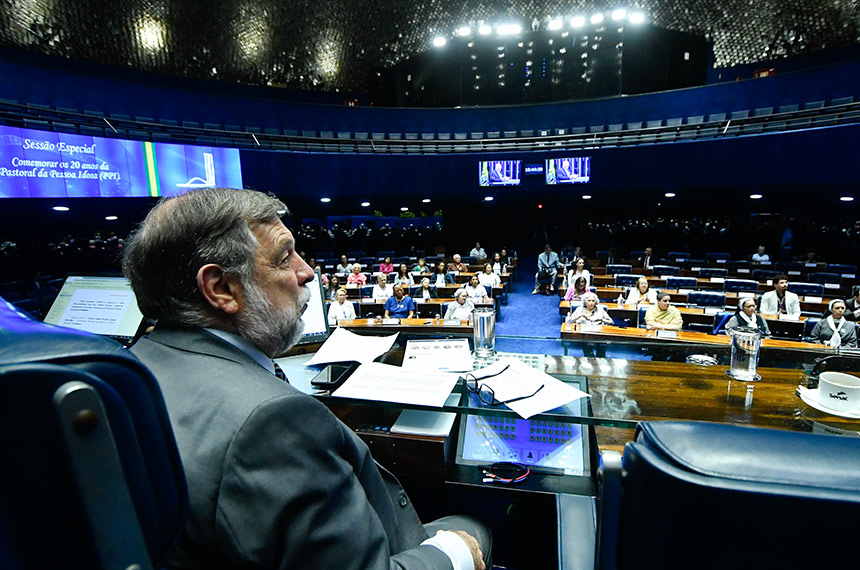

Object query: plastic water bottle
[617,293,624,307]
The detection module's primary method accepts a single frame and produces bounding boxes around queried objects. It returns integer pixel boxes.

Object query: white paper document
[306,326,398,366]
[472,358,590,419]
[332,362,459,407]
[390,393,460,436]
[402,338,473,372]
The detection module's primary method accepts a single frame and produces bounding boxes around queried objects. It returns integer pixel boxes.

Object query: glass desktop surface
[312,340,860,439]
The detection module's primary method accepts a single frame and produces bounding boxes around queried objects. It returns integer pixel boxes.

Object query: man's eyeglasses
[462,365,544,406]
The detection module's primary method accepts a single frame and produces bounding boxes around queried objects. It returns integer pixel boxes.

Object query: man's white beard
[235,280,311,358]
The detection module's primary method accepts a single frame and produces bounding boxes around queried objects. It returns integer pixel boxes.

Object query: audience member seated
[625,276,658,305]
[846,286,860,322]
[640,247,655,270]
[324,275,341,300]
[447,254,468,273]
[412,257,430,274]
[532,244,561,295]
[371,273,393,300]
[491,252,505,275]
[566,292,612,325]
[498,248,512,267]
[560,244,582,268]
[445,289,476,320]
[565,258,591,289]
[121,187,490,570]
[327,288,356,324]
[384,284,416,318]
[759,274,800,316]
[564,276,592,302]
[751,245,770,263]
[469,242,487,260]
[477,263,501,290]
[724,297,771,336]
[644,293,683,331]
[394,264,414,286]
[416,277,439,300]
[347,264,367,285]
[379,256,394,275]
[336,254,353,274]
[464,275,489,303]
[433,261,455,286]
[811,299,858,347]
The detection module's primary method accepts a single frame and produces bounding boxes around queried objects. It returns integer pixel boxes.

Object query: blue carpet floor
[495,257,648,360]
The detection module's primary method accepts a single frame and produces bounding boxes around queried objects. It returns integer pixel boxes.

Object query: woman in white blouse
[625,276,658,305]
[327,288,356,325]
[566,258,591,289]
[394,263,414,286]
[477,263,501,289]
[371,273,393,300]
[567,292,613,325]
[444,289,475,320]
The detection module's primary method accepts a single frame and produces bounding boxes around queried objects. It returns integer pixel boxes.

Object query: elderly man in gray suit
[123,187,489,570]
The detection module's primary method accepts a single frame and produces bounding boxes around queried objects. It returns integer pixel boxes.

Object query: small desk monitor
[455,376,592,476]
[43,275,145,345]
[297,271,330,345]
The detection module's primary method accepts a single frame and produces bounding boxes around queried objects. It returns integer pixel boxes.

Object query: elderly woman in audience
[565,258,591,289]
[724,297,771,336]
[394,263,414,286]
[379,256,394,275]
[416,277,438,300]
[444,289,475,320]
[347,263,367,285]
[567,292,612,325]
[478,263,501,289]
[625,276,658,305]
[564,276,592,302]
[371,273,393,300]
[464,275,490,303]
[644,293,683,330]
[433,261,455,287]
[810,299,858,347]
[327,288,356,325]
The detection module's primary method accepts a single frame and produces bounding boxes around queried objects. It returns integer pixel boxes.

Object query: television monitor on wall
[0,124,242,198]
[479,160,521,186]
[546,157,590,184]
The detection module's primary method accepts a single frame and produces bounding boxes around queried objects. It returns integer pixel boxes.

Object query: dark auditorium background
[1,0,859,276]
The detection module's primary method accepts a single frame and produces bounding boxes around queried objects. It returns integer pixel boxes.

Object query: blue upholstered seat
[605,264,632,276]
[596,421,860,570]
[0,298,188,569]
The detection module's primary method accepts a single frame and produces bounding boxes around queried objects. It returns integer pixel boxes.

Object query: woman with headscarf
[567,292,613,325]
[810,299,858,348]
[644,292,683,330]
[724,297,771,336]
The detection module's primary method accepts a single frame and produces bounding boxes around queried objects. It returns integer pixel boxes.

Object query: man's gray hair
[122,187,287,325]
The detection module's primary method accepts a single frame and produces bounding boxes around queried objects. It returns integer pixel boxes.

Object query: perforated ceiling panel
[0,0,857,93]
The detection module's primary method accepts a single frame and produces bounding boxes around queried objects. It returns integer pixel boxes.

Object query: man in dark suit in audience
[123,187,490,570]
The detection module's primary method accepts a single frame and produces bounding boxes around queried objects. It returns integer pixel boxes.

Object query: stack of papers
[402,339,473,372]
[306,326,398,366]
[332,362,459,407]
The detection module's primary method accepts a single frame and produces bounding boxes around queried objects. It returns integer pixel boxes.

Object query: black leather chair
[0,298,188,570]
[596,421,860,570]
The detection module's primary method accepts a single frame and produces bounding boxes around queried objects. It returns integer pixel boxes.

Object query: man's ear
[197,264,242,315]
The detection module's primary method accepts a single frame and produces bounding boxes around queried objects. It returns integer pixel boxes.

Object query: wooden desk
[338,318,473,335]
[560,322,825,352]
[544,356,860,453]
[351,298,493,318]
